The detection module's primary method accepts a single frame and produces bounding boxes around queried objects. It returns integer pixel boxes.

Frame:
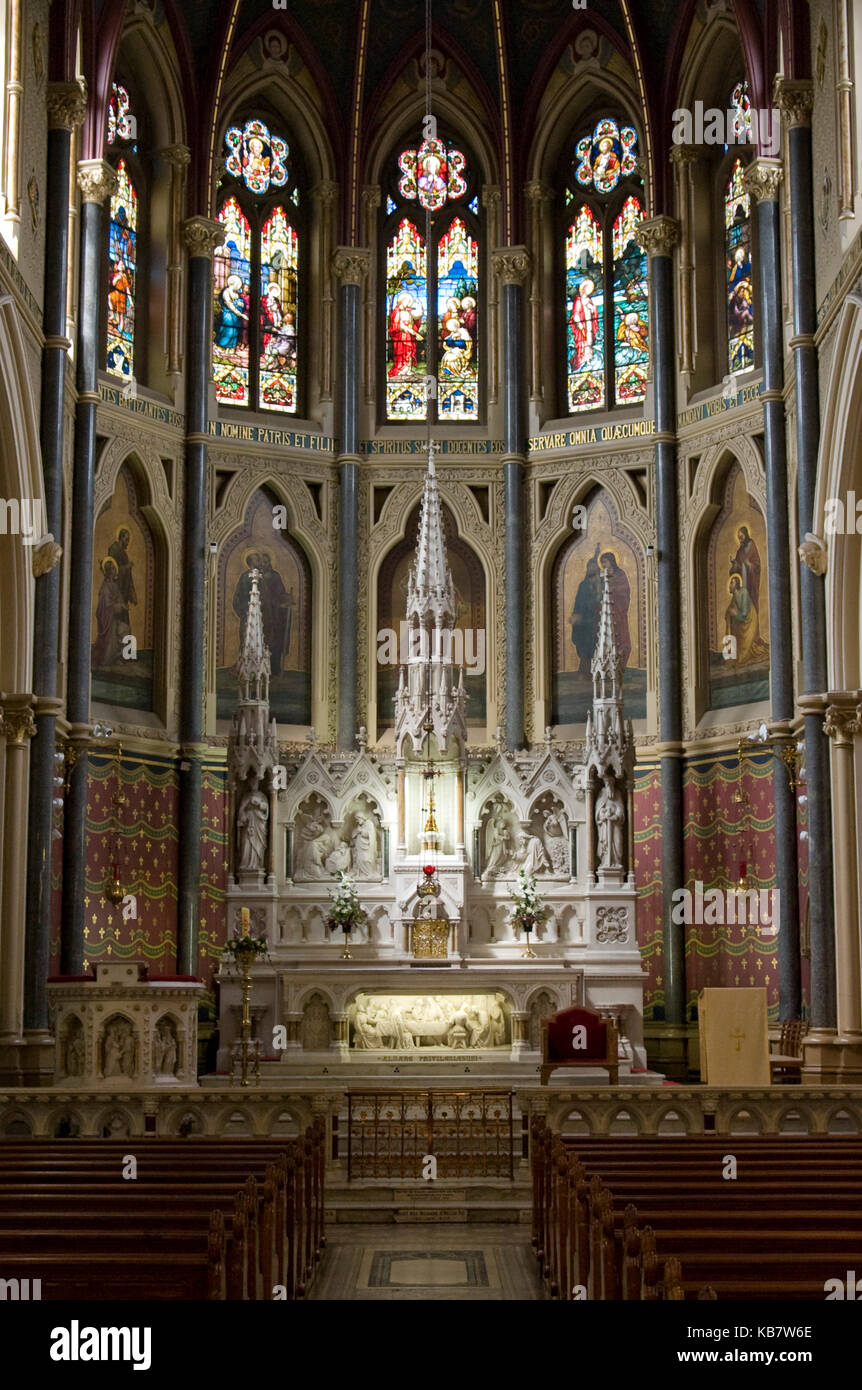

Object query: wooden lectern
[698,987,770,1086]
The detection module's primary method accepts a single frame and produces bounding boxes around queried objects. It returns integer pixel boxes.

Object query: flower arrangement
[508,870,550,947]
[223,906,269,962]
[326,871,368,935]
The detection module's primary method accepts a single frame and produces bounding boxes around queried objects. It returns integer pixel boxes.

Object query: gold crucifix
[729,1026,745,1052]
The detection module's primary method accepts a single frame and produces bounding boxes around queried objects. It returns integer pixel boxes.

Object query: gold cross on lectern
[729,1027,746,1052]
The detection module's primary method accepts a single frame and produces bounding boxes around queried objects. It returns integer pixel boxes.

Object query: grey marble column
[492,247,530,750]
[332,248,369,751]
[25,84,86,1025]
[775,78,836,1032]
[177,217,224,977]
[635,217,684,1025]
[743,158,801,1018]
[60,159,117,973]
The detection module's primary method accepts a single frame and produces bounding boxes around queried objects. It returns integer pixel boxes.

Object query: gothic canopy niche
[702,461,770,713]
[376,499,486,731]
[217,487,311,725]
[90,460,161,717]
[551,488,645,726]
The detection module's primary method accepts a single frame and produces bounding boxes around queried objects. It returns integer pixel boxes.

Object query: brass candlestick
[233,944,260,1087]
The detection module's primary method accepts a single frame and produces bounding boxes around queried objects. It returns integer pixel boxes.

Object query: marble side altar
[216,456,650,1084]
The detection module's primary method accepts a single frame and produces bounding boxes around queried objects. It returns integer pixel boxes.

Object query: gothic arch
[0,297,44,695]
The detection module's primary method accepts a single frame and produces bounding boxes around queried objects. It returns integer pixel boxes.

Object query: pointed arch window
[382,135,480,423]
[563,117,648,413]
[724,157,754,375]
[214,117,302,414]
[104,82,143,384]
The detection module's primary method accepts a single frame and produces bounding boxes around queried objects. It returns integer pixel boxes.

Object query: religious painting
[106,159,137,383]
[565,205,604,412]
[551,490,645,725]
[259,205,298,413]
[706,463,769,709]
[91,463,155,711]
[385,218,428,421]
[216,488,312,724]
[376,502,486,729]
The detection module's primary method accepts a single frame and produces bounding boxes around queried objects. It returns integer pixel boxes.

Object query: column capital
[824,701,862,741]
[743,158,783,203]
[331,246,370,285]
[182,215,225,259]
[524,180,553,205]
[634,215,680,259]
[313,179,339,206]
[773,76,813,129]
[669,145,698,166]
[481,184,501,209]
[161,144,191,170]
[47,81,87,132]
[360,184,380,212]
[798,533,827,575]
[2,703,36,744]
[76,159,117,205]
[492,246,531,284]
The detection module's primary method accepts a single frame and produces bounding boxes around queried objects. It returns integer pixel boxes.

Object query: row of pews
[531,1117,862,1300]
[0,1118,326,1299]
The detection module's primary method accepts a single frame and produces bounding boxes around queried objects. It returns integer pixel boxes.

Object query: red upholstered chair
[540,1005,619,1086]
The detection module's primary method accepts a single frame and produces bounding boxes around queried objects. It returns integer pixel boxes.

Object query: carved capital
[481,185,501,209]
[773,77,813,129]
[492,246,531,285]
[669,145,698,166]
[313,179,339,207]
[524,180,553,205]
[32,535,62,577]
[634,215,680,259]
[76,159,117,205]
[161,144,191,171]
[182,215,225,259]
[743,158,783,203]
[824,704,861,741]
[47,81,87,132]
[798,533,827,576]
[360,184,381,212]
[2,706,36,744]
[331,247,370,285]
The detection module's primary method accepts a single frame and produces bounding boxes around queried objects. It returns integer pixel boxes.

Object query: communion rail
[346,1090,515,1180]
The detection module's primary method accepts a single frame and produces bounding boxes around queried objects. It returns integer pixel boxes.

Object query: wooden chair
[769,1019,807,1083]
[540,1005,619,1085]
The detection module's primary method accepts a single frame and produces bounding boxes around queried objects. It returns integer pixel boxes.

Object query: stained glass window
[564,117,647,414]
[575,118,637,193]
[437,218,478,420]
[107,83,135,145]
[612,196,648,406]
[725,159,754,373]
[730,81,752,144]
[224,119,288,194]
[213,196,252,406]
[385,219,427,420]
[566,206,603,412]
[398,138,467,210]
[259,207,298,413]
[106,160,137,381]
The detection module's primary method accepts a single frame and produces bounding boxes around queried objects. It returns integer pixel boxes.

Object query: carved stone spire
[229,570,278,784]
[585,565,632,780]
[394,448,468,758]
[236,570,270,701]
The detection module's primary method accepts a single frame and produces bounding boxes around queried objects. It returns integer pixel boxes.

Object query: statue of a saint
[293,812,330,879]
[350,811,379,877]
[595,774,625,868]
[484,808,512,877]
[236,771,269,871]
[515,830,552,877]
[154,1018,178,1076]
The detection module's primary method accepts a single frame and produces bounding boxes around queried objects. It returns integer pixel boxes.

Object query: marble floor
[308,1223,548,1301]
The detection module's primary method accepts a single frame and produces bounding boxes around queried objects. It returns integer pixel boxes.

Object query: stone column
[314,180,338,403]
[0,702,36,1072]
[455,765,465,852]
[332,248,369,750]
[775,77,836,1034]
[25,82,86,1038]
[61,159,118,972]
[669,148,696,385]
[511,1011,529,1058]
[524,182,552,402]
[161,146,190,379]
[823,700,862,1041]
[396,762,406,852]
[492,247,530,750]
[635,216,685,1025]
[177,215,224,977]
[743,158,802,1019]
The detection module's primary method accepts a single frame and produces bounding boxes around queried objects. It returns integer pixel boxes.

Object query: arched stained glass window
[612,196,649,405]
[730,81,752,144]
[106,159,137,381]
[214,117,302,413]
[725,158,754,374]
[564,120,647,414]
[383,134,480,422]
[213,196,251,406]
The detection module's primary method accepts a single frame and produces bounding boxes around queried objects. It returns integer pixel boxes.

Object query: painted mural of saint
[570,543,602,672]
[729,525,761,613]
[91,556,130,667]
[725,574,769,666]
[107,527,137,608]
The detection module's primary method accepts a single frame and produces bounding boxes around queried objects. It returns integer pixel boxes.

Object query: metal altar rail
[346,1090,515,1180]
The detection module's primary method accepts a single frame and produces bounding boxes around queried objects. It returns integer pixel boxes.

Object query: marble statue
[350,992,508,1050]
[236,771,269,871]
[515,829,552,876]
[596,774,626,868]
[350,811,380,878]
[542,808,569,874]
[153,1017,179,1076]
[103,1017,135,1078]
[324,836,351,874]
[484,807,514,878]
[293,811,333,879]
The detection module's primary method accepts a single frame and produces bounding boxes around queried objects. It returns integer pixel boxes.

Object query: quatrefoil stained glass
[575,119,638,194]
[224,119,289,195]
[398,138,467,211]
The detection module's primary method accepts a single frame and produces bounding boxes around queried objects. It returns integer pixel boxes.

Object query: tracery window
[213,117,301,414]
[383,135,480,423]
[724,158,754,376]
[105,83,141,384]
[563,117,648,413]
